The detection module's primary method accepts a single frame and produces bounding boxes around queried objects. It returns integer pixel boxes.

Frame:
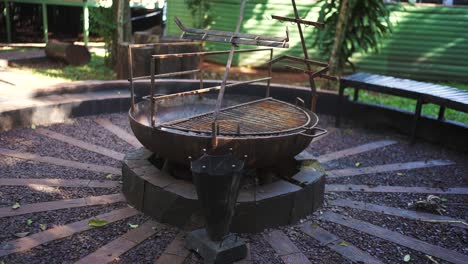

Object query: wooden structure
[1,0,160,45]
[336,72,468,139]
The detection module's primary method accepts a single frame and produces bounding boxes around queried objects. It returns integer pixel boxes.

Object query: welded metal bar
[130,69,201,81]
[266,49,273,97]
[291,0,317,112]
[284,65,330,79]
[82,2,89,46]
[152,77,272,102]
[213,0,248,121]
[42,2,48,43]
[150,58,155,127]
[128,42,202,48]
[174,16,288,42]
[179,34,289,48]
[3,1,11,43]
[128,45,135,113]
[271,15,324,28]
[151,48,272,59]
[199,55,204,90]
[269,55,328,67]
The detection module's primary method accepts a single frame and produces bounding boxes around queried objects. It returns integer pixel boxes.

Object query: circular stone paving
[0,112,466,264]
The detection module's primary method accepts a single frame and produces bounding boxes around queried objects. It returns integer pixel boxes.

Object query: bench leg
[438,106,446,121]
[335,83,345,127]
[412,99,423,142]
[353,88,359,101]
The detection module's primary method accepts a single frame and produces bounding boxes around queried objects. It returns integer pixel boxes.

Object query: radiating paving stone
[0,178,119,188]
[36,128,125,160]
[321,212,468,264]
[263,230,312,264]
[325,184,468,195]
[300,223,383,264]
[75,220,162,264]
[0,207,139,257]
[0,148,121,175]
[154,232,190,264]
[0,193,124,218]
[329,199,468,229]
[95,118,142,148]
[316,140,397,163]
[327,160,454,178]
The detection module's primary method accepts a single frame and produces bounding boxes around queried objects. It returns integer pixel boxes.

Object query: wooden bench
[335,72,468,139]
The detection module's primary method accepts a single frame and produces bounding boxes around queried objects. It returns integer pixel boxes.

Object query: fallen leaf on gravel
[31,124,36,130]
[127,204,134,208]
[0,191,2,196]
[88,218,108,227]
[26,219,33,226]
[397,172,404,176]
[11,202,20,210]
[440,197,448,202]
[354,162,361,167]
[0,260,5,264]
[310,223,318,229]
[128,224,139,229]
[403,254,411,262]
[338,241,347,247]
[425,255,439,264]
[39,224,47,231]
[105,174,113,179]
[14,232,29,238]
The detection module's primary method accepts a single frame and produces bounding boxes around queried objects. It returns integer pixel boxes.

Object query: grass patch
[31,53,115,81]
[345,82,468,124]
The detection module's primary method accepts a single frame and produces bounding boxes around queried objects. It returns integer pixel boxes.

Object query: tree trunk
[329,0,355,77]
[111,0,132,68]
[45,41,91,66]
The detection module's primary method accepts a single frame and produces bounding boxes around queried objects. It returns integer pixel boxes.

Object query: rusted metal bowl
[129,93,323,168]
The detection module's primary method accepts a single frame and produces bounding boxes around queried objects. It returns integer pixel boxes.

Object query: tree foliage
[186,0,214,28]
[314,0,394,74]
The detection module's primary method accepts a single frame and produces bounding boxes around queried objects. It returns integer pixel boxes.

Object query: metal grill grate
[162,98,311,135]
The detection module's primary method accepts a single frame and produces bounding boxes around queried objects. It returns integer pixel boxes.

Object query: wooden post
[41,1,48,43]
[3,0,11,43]
[83,2,89,46]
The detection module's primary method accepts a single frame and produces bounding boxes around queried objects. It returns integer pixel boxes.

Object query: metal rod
[152,48,272,59]
[128,42,202,48]
[213,0,248,121]
[42,2,48,43]
[152,77,272,101]
[284,65,329,79]
[271,15,324,28]
[199,55,204,90]
[181,34,289,48]
[174,16,288,42]
[130,69,201,81]
[128,45,135,113]
[4,0,11,43]
[150,58,155,127]
[266,49,273,97]
[269,55,328,67]
[291,0,318,112]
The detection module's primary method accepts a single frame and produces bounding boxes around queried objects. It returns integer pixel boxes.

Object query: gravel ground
[0,112,467,264]
[0,202,127,242]
[329,207,468,254]
[0,156,118,181]
[2,214,149,264]
[0,186,119,207]
[0,127,120,167]
[47,116,134,154]
[114,226,178,263]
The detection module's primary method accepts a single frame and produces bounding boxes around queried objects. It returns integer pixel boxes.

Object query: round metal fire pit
[129,94,323,169]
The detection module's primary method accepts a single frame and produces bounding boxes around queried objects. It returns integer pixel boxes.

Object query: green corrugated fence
[166,1,468,83]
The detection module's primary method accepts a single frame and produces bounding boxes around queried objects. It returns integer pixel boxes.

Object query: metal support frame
[82,2,89,46]
[41,1,48,43]
[3,0,11,42]
[412,98,424,141]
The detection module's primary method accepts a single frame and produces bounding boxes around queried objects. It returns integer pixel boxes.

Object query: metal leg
[3,0,11,43]
[335,83,345,127]
[41,2,48,43]
[353,88,359,101]
[83,3,89,46]
[412,98,423,142]
[437,105,446,121]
